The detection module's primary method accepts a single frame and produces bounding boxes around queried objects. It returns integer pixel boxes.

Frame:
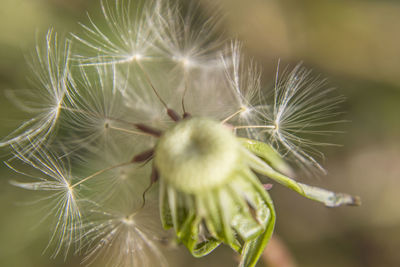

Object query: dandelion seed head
[81,204,168,267]
[73,0,156,66]
[239,105,253,119]
[0,30,70,153]
[129,52,143,61]
[176,55,192,67]
[252,63,345,175]
[2,0,352,266]
[7,144,83,257]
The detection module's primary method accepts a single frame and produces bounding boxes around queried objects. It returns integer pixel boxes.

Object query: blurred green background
[1,0,399,266]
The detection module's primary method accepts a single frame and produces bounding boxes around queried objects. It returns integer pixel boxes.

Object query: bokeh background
[0,0,399,266]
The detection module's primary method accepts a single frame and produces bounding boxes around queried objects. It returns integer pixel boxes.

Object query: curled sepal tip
[243,138,361,207]
[298,182,361,207]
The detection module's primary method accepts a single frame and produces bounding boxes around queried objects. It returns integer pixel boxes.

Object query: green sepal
[245,145,361,207]
[176,212,197,244]
[200,190,241,252]
[239,170,276,267]
[239,138,292,175]
[177,212,221,257]
[240,220,275,267]
[228,177,265,241]
[176,212,200,253]
[231,207,264,242]
[160,181,173,229]
[168,187,183,231]
[192,238,221,257]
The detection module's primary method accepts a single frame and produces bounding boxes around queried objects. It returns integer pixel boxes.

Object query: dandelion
[253,63,346,175]
[61,64,134,150]
[80,202,168,267]
[221,41,263,136]
[0,30,70,154]
[7,143,82,257]
[73,0,155,65]
[151,0,227,69]
[2,0,360,267]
